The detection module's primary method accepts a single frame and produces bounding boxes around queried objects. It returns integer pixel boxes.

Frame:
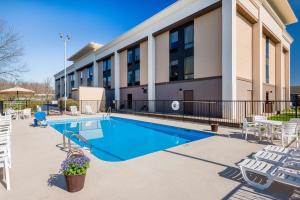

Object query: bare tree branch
[0,19,28,81]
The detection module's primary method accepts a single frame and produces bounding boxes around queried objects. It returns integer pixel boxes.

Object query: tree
[0,20,27,80]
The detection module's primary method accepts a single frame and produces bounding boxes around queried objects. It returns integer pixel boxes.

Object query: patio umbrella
[0,86,35,99]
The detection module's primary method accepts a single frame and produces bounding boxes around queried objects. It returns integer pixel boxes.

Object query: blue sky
[0,0,299,85]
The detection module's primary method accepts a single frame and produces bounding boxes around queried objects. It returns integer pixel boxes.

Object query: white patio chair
[85,105,96,115]
[238,158,300,190]
[0,147,10,190]
[253,115,268,121]
[36,105,42,112]
[70,106,80,116]
[242,118,258,140]
[274,122,299,147]
[290,118,300,125]
[5,108,16,120]
[21,108,31,119]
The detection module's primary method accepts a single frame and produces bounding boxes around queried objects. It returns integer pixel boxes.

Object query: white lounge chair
[0,146,10,190]
[253,150,287,165]
[85,105,96,115]
[0,127,11,168]
[70,106,80,116]
[239,158,300,190]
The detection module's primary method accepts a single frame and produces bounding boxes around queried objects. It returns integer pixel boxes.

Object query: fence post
[47,100,49,115]
[208,100,211,125]
[97,100,99,113]
[296,103,298,118]
[244,101,247,119]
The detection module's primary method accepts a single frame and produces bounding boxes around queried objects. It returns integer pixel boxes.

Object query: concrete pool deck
[0,113,299,199]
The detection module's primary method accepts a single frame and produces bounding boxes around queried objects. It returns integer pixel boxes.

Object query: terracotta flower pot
[211,124,219,132]
[65,174,86,192]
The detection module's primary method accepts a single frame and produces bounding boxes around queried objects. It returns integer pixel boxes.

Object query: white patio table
[255,119,283,143]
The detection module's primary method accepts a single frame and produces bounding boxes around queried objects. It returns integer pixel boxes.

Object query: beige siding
[111,55,115,89]
[98,61,103,87]
[120,50,127,87]
[140,41,148,85]
[236,12,253,80]
[155,31,169,83]
[237,79,252,100]
[194,7,222,79]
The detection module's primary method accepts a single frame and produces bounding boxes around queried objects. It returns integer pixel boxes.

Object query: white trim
[94,0,219,61]
[147,35,156,112]
[114,52,120,108]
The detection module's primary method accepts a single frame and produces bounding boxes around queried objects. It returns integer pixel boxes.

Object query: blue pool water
[49,117,214,162]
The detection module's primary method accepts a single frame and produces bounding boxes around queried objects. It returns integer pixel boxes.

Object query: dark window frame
[169,22,194,82]
[103,58,112,89]
[266,37,270,84]
[127,45,140,86]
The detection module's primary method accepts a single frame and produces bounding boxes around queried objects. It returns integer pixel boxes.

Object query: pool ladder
[62,130,92,152]
[103,106,111,119]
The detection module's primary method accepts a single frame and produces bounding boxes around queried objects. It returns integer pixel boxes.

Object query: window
[87,66,93,86]
[127,50,133,65]
[127,46,140,86]
[169,22,194,81]
[134,47,140,63]
[170,59,179,81]
[184,56,194,80]
[170,31,179,50]
[80,71,84,84]
[103,58,111,88]
[266,37,270,84]
[69,73,75,88]
[184,25,194,49]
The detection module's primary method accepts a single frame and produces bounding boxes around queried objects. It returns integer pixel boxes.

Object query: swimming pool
[49,117,214,162]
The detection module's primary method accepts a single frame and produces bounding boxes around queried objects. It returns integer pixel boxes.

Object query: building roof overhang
[267,0,298,25]
[68,42,102,61]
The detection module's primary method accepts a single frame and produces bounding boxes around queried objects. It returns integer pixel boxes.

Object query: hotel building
[54,0,297,115]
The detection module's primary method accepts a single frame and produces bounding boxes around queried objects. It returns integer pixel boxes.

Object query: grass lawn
[268,113,300,121]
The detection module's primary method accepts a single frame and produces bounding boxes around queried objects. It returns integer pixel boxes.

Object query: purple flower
[60,155,90,175]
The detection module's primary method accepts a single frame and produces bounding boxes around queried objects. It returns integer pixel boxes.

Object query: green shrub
[58,99,79,111]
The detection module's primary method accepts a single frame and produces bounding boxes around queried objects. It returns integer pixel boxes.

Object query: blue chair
[34,112,47,127]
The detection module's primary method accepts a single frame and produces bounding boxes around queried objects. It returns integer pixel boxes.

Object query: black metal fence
[0,100,61,115]
[1,99,299,127]
[108,100,298,127]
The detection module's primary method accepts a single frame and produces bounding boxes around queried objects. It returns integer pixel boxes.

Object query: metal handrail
[70,133,92,152]
[62,129,92,152]
[103,106,111,119]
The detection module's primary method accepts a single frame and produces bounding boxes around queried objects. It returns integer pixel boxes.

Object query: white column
[222,0,237,118]
[286,51,291,101]
[252,3,263,114]
[275,43,284,101]
[93,58,99,87]
[148,34,156,112]
[114,52,120,109]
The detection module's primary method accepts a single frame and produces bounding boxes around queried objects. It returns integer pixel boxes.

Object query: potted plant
[60,150,90,192]
[211,123,219,132]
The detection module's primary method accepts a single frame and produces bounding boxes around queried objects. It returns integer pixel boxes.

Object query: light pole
[59,33,71,114]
